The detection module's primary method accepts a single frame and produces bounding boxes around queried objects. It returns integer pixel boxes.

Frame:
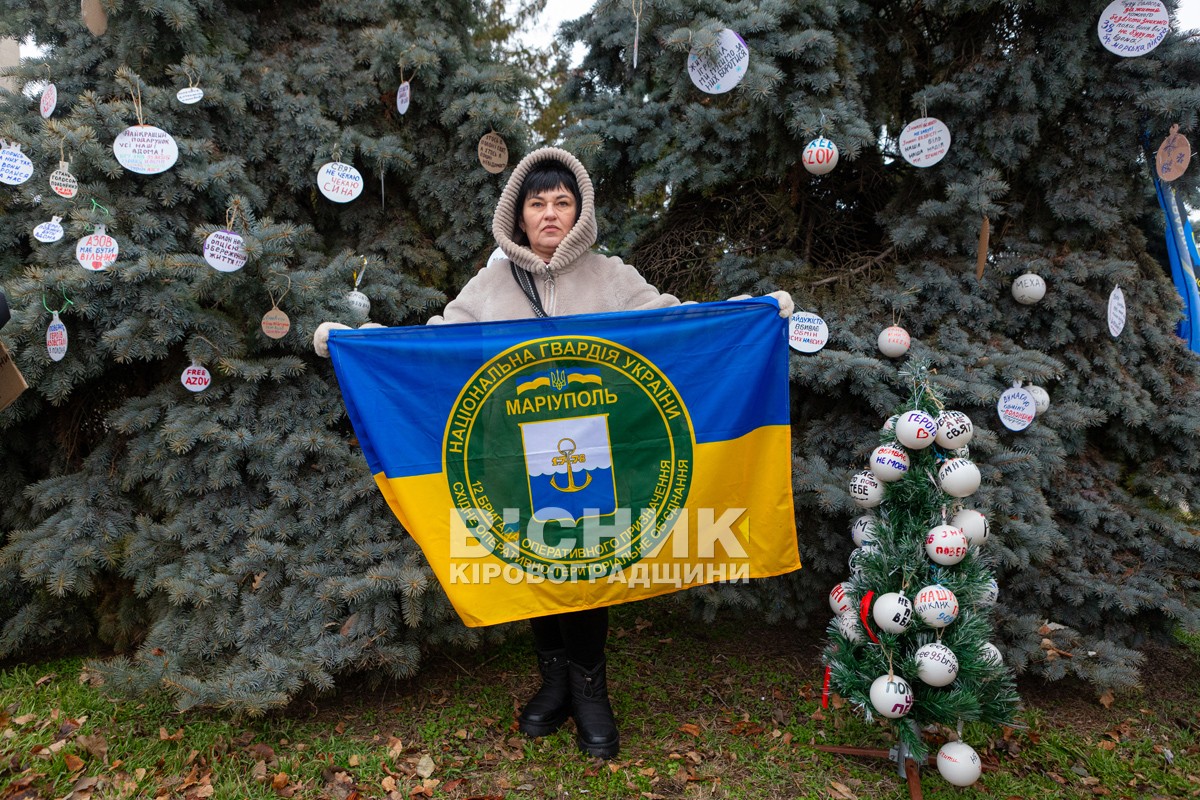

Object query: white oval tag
[478,132,508,174]
[34,219,65,243]
[687,29,750,94]
[0,147,35,185]
[1108,285,1126,337]
[181,363,212,392]
[788,312,829,353]
[262,307,291,340]
[1097,0,1169,57]
[177,86,204,104]
[317,161,364,203]
[76,226,119,271]
[997,386,1036,432]
[899,117,952,168]
[50,167,78,199]
[46,313,68,362]
[396,81,411,115]
[40,83,58,119]
[203,229,248,272]
[113,125,179,174]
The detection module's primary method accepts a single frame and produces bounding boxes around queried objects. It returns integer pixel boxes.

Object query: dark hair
[513,159,583,245]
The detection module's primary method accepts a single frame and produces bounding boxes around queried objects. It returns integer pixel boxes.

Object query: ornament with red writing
[687,28,750,94]
[1156,125,1191,182]
[203,229,248,272]
[33,216,65,243]
[872,592,914,634]
[938,457,980,498]
[478,132,508,174]
[802,136,838,175]
[396,81,411,115]
[76,224,119,271]
[40,83,57,119]
[934,410,973,450]
[787,311,828,353]
[869,444,909,482]
[997,384,1036,431]
[915,642,959,687]
[925,524,968,566]
[176,86,204,105]
[953,508,989,547]
[877,325,910,358]
[181,361,212,392]
[317,161,364,203]
[46,312,68,362]
[850,515,878,547]
[869,674,914,719]
[1027,384,1050,416]
[1097,0,1169,58]
[936,741,982,787]
[113,125,179,174]
[262,307,290,340]
[899,117,951,168]
[49,162,78,199]
[895,409,938,450]
[829,582,853,614]
[0,144,35,185]
[914,584,959,628]
[849,469,883,508]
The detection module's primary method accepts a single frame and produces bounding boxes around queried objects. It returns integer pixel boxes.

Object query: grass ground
[2,598,1198,799]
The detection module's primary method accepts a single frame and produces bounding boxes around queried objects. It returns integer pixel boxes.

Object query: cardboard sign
[0,341,28,412]
[1156,126,1191,182]
[1097,0,1169,57]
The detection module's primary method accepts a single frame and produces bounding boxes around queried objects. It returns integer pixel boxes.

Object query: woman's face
[519,184,577,262]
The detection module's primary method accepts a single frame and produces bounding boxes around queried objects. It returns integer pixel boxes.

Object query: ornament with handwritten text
[802,137,839,175]
[49,162,78,198]
[40,83,57,118]
[203,230,248,272]
[788,311,828,353]
[1156,125,1190,182]
[113,126,179,174]
[997,384,1036,431]
[396,81,411,115]
[181,362,212,392]
[0,144,35,185]
[1108,285,1126,337]
[899,118,951,168]
[33,216,65,243]
[1011,273,1046,304]
[687,29,750,94]
[869,674,914,719]
[76,225,119,271]
[877,325,910,358]
[45,312,68,361]
[317,161,364,203]
[177,86,204,105]
[1097,0,1169,58]
[478,132,508,174]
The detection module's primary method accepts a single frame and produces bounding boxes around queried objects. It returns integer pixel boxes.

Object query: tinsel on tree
[558,0,1200,691]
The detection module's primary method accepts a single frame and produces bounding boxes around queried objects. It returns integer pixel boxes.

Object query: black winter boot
[568,658,619,759]
[517,648,571,737]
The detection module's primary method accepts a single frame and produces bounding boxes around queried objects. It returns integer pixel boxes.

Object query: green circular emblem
[444,335,695,580]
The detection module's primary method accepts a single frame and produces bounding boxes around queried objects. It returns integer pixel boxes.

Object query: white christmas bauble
[849,470,883,508]
[1027,384,1050,415]
[981,577,999,606]
[181,362,212,393]
[869,674,914,719]
[848,545,877,575]
[937,741,982,787]
[925,524,968,565]
[802,136,839,175]
[934,410,973,450]
[877,325,911,358]
[871,592,914,634]
[914,642,959,687]
[895,410,938,450]
[914,584,959,628]
[869,444,910,482]
[882,414,898,432]
[346,289,371,318]
[850,515,878,547]
[952,508,989,547]
[938,457,981,498]
[1012,273,1046,304]
[981,642,1003,666]
[829,581,853,614]
[836,611,862,643]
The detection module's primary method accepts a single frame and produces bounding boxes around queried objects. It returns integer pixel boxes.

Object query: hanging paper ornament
[113,125,179,174]
[1011,273,1046,304]
[81,0,108,35]
[981,578,1000,606]
[925,524,968,565]
[868,444,909,482]
[75,225,119,271]
[915,642,959,687]
[899,117,951,167]
[396,81,411,115]
[687,29,750,94]
[1108,285,1126,337]
[203,229,247,272]
[802,136,839,175]
[0,144,35,186]
[1156,124,1191,182]
[938,457,981,498]
[46,312,68,362]
[40,83,58,119]
[997,384,1036,431]
[829,582,853,614]
[952,508,989,547]
[1097,0,1169,58]
[478,131,508,174]
[849,469,883,508]
[914,584,959,628]
[981,642,1003,665]
[177,86,204,105]
[262,307,290,339]
[936,741,982,787]
[49,162,78,199]
[869,674,914,719]
[872,592,913,634]
[934,410,973,450]
[787,311,828,353]
[850,514,878,547]
[1026,384,1050,416]
[181,361,212,392]
[877,325,910,358]
[317,161,365,203]
[895,409,938,449]
[33,216,65,243]
[836,611,862,643]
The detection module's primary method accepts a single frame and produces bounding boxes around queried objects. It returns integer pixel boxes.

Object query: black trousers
[529,607,609,668]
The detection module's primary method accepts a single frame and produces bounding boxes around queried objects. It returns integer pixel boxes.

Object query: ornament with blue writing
[802,137,839,175]
[34,216,65,243]
[317,161,364,203]
[0,144,34,185]
[788,311,828,353]
[113,125,179,174]
[997,384,1035,431]
[899,117,951,168]
[1097,0,1168,58]
[46,312,68,361]
[687,29,749,94]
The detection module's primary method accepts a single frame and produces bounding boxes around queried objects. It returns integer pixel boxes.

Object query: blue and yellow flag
[328,298,800,627]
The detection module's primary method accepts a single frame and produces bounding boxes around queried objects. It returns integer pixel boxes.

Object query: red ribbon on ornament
[858,590,880,644]
[821,665,832,709]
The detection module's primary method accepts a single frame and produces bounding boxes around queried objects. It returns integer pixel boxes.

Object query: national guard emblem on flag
[521,414,617,524]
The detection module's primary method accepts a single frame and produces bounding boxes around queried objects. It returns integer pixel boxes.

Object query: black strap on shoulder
[510,262,548,318]
[0,289,9,331]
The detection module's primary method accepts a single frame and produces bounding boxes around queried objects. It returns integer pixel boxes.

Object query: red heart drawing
[92,261,103,269]
[916,429,930,438]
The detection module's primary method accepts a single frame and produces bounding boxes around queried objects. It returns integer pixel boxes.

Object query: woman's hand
[766,290,794,318]
[313,322,351,358]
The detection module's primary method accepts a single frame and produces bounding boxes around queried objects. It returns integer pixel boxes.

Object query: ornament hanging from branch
[1155,124,1190,182]
[177,66,204,105]
[262,273,292,340]
[687,28,749,94]
[899,114,951,168]
[1011,272,1046,304]
[478,130,508,174]
[0,142,35,186]
[1108,285,1127,337]
[50,161,78,199]
[203,201,249,273]
[76,223,119,271]
[181,361,212,392]
[347,257,371,320]
[317,147,364,203]
[43,290,74,363]
[113,85,179,174]
[787,310,828,353]
[877,324,910,358]
[629,0,644,68]
[997,382,1036,431]
[1097,0,1169,58]
[40,82,57,119]
[802,136,839,175]
[33,216,65,243]
[975,215,990,280]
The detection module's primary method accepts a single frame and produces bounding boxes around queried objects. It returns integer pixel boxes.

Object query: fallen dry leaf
[678,723,701,736]
[251,760,268,783]
[159,728,183,741]
[35,673,57,687]
[348,754,360,767]
[76,734,108,761]
[1099,691,1115,709]
[1097,740,1116,751]
[272,773,289,790]
[64,752,85,772]
[416,753,435,778]
[829,780,858,800]
[442,777,465,792]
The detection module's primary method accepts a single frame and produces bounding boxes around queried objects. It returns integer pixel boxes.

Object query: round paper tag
[788,312,829,354]
[113,125,179,174]
[899,117,952,167]
[478,132,508,174]
[396,81,411,115]
[46,313,68,362]
[317,161,364,203]
[40,83,57,119]
[76,227,119,271]
[203,229,248,272]
[176,87,204,105]
[50,165,78,199]
[1097,0,1169,57]
[997,386,1036,432]
[687,28,750,94]
[181,363,212,392]
[1108,285,1127,337]
[33,218,65,243]
[261,307,291,339]
[0,147,35,185]
[81,0,108,35]
[1156,130,1191,182]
